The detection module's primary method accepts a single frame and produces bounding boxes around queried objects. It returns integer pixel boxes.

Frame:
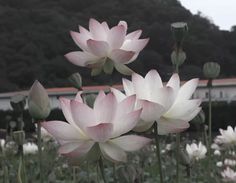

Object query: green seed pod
[171,50,186,66]
[28,80,51,120]
[171,22,188,49]
[10,94,26,112]
[203,62,221,79]
[68,72,82,90]
[13,131,25,145]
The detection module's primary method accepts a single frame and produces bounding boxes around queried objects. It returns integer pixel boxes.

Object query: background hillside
[0,0,236,92]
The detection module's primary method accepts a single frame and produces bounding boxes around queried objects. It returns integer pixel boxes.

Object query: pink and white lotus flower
[186,142,207,161]
[215,126,236,146]
[65,18,149,75]
[112,69,201,135]
[42,91,151,163]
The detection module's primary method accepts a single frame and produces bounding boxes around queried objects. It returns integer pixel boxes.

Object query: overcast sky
[179,0,236,30]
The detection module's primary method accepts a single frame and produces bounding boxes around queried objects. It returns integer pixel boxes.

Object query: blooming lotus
[186,142,207,161]
[215,126,236,146]
[112,69,201,134]
[23,142,38,155]
[65,18,149,75]
[221,167,236,182]
[42,91,151,163]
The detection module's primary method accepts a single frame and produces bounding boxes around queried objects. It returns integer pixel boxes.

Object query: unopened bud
[10,94,26,112]
[203,62,220,79]
[28,80,51,120]
[13,131,25,145]
[171,50,186,66]
[68,73,82,90]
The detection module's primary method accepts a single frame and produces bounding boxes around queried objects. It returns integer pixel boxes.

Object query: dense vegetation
[0,0,236,92]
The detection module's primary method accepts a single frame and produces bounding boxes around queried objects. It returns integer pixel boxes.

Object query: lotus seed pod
[191,110,205,124]
[171,50,186,66]
[10,94,26,112]
[171,22,188,49]
[13,131,25,145]
[28,80,51,120]
[68,72,82,90]
[203,62,221,79]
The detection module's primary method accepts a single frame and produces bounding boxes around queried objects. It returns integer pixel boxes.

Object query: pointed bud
[10,94,26,112]
[28,80,51,120]
[13,131,25,145]
[171,50,186,66]
[171,22,188,49]
[203,62,220,79]
[68,73,82,90]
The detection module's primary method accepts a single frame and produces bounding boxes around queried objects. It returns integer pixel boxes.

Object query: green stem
[113,163,117,183]
[37,122,43,183]
[208,84,212,146]
[154,122,164,183]
[207,81,212,182]
[98,157,107,183]
[176,134,180,183]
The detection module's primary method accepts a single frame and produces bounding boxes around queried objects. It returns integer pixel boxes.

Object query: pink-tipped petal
[108,25,126,49]
[93,90,106,109]
[111,135,151,151]
[70,31,90,51]
[112,108,142,138]
[75,92,83,102]
[79,25,90,35]
[42,121,81,141]
[122,78,135,96]
[114,94,136,117]
[118,21,128,31]
[110,87,126,102]
[99,142,127,162]
[121,38,149,52]
[109,49,135,64]
[94,93,117,123]
[139,100,165,123]
[70,100,97,129]
[89,18,106,40]
[126,30,142,40]
[101,21,110,33]
[87,39,109,57]
[176,78,199,102]
[86,123,113,142]
[65,51,98,67]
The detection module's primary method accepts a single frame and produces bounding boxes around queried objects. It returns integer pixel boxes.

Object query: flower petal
[121,38,149,52]
[89,18,106,40]
[176,78,199,102]
[70,31,90,51]
[167,73,180,97]
[99,142,127,162]
[108,25,126,49]
[65,51,98,67]
[109,49,135,64]
[126,30,142,40]
[70,100,97,129]
[87,39,109,57]
[86,123,113,142]
[110,87,126,102]
[122,78,135,96]
[114,63,134,75]
[111,135,151,151]
[41,121,81,141]
[145,69,163,90]
[118,21,128,31]
[112,108,142,138]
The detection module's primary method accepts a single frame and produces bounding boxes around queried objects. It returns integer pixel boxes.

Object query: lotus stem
[99,157,107,183]
[176,134,180,183]
[113,163,117,183]
[37,121,43,183]
[207,80,212,181]
[154,122,164,183]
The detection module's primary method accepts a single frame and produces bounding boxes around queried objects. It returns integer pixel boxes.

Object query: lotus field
[0,19,236,183]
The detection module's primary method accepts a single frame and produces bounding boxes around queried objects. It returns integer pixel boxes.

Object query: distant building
[1,78,236,111]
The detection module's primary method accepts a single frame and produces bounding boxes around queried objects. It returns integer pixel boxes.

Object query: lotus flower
[23,142,38,155]
[221,167,236,182]
[42,91,151,163]
[215,126,236,146]
[65,18,149,75]
[112,69,201,134]
[186,142,207,161]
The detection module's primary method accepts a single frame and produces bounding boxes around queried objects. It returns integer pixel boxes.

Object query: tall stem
[207,80,212,181]
[154,122,164,183]
[113,163,117,183]
[99,157,107,183]
[37,121,43,183]
[176,134,180,183]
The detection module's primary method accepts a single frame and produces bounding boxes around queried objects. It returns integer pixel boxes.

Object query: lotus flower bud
[191,110,205,125]
[13,131,25,145]
[28,80,51,120]
[171,50,186,66]
[203,62,220,79]
[68,72,82,90]
[171,22,188,49]
[180,149,191,166]
[10,94,26,112]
